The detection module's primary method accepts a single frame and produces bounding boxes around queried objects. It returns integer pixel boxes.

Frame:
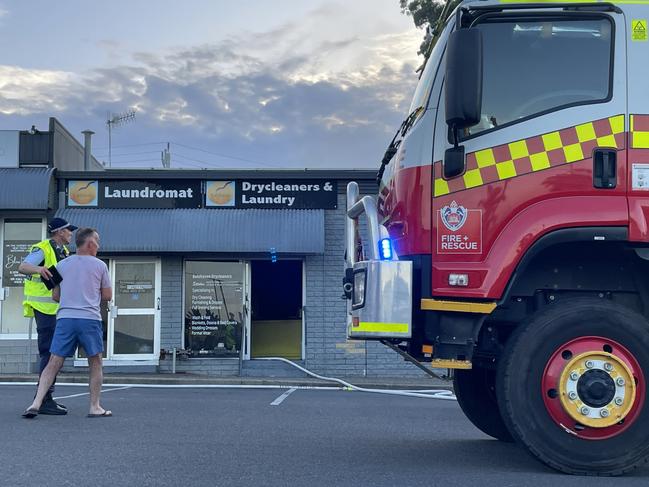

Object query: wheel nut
[604,362,613,372]
[614,397,624,406]
[581,406,590,415]
[616,377,626,386]
[585,360,594,369]
[568,391,578,400]
[570,372,579,381]
[600,409,610,418]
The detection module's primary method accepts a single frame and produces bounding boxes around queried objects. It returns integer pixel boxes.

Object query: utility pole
[161,142,171,168]
[106,110,136,167]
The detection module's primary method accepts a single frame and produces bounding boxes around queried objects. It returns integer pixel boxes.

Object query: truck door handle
[593,148,617,189]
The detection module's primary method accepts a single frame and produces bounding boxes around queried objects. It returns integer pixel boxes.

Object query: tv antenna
[106,110,136,167]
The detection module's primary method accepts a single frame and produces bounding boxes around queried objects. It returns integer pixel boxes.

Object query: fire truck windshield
[464,16,612,137]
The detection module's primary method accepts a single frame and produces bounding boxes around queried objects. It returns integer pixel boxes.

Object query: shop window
[1,220,43,335]
[184,261,244,357]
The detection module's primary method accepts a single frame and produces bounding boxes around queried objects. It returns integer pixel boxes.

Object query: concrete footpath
[0,371,454,390]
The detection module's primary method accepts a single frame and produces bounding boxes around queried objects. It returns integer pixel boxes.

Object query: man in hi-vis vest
[18,217,77,415]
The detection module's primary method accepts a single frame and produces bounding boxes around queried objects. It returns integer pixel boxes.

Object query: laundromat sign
[67,180,202,209]
[67,179,337,209]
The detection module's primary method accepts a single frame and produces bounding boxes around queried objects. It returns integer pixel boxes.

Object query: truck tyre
[497,298,649,475]
[454,366,513,442]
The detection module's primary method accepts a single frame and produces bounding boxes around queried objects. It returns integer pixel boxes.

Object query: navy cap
[47,218,78,233]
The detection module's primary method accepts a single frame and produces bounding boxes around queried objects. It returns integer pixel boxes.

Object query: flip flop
[22,407,39,419]
[87,410,112,418]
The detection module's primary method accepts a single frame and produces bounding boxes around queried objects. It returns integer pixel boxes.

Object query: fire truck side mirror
[445,28,483,130]
[444,146,465,179]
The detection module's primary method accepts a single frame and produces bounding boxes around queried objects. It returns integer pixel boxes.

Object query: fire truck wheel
[454,366,514,442]
[497,298,649,475]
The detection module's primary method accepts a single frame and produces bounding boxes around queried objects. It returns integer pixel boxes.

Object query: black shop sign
[67,180,202,209]
[205,180,337,209]
[68,178,337,209]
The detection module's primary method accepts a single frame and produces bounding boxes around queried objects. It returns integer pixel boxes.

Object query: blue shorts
[50,318,104,358]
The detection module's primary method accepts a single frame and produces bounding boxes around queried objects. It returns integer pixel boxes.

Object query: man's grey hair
[75,227,98,248]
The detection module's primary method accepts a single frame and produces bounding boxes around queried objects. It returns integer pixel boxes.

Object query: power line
[108,158,163,164]
[172,153,233,169]
[108,157,207,169]
[94,150,162,158]
[172,152,226,167]
[93,141,166,150]
[93,140,285,169]
[171,141,281,168]
[171,158,209,169]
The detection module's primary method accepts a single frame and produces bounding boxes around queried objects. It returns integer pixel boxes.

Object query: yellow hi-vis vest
[22,240,69,317]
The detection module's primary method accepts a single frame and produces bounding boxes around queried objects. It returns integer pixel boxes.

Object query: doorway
[249,260,303,359]
[109,260,161,360]
[76,258,161,364]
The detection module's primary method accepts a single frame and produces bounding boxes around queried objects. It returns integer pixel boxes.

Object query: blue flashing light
[270,247,277,263]
[379,238,393,260]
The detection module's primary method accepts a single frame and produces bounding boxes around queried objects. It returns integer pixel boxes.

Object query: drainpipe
[81,130,95,171]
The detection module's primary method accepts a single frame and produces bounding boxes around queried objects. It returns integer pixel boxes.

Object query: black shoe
[39,397,68,415]
[44,393,67,411]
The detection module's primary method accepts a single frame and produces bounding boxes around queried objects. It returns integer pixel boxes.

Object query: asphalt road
[2,384,648,486]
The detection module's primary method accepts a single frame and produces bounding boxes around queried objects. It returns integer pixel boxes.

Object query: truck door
[432,7,627,299]
[627,11,649,241]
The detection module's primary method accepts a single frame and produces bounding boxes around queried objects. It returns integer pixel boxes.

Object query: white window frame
[0,218,47,340]
[74,257,161,366]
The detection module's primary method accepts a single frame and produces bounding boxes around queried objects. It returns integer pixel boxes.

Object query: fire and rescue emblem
[440,201,467,231]
[437,201,482,254]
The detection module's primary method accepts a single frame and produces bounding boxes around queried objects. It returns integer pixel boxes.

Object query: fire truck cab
[344,0,649,476]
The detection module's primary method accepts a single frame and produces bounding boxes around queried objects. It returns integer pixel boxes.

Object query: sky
[0,1,424,170]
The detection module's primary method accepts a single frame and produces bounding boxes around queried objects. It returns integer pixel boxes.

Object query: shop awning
[54,208,325,253]
[0,168,55,209]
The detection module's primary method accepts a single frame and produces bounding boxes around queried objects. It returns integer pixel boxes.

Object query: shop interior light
[378,238,393,260]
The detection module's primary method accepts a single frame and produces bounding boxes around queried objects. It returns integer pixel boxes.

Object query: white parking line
[270,387,297,406]
[54,386,132,400]
[0,382,340,390]
[0,383,454,399]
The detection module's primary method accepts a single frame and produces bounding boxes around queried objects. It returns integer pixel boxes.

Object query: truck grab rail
[345,181,391,266]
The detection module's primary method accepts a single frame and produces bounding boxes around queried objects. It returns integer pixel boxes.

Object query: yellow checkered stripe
[631,115,649,149]
[434,115,625,197]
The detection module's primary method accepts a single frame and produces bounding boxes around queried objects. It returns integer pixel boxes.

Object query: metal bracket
[381,340,450,381]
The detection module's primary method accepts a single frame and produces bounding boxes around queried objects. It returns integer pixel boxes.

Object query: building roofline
[57,168,378,180]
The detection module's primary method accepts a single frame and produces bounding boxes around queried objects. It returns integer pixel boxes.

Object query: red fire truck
[344,0,649,476]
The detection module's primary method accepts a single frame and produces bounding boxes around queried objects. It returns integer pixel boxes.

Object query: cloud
[0,65,75,115]
[0,8,422,168]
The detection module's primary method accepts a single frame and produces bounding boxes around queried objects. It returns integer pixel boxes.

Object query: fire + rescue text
[440,234,478,250]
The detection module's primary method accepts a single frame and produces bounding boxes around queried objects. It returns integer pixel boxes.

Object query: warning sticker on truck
[632,19,647,42]
[437,201,482,254]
